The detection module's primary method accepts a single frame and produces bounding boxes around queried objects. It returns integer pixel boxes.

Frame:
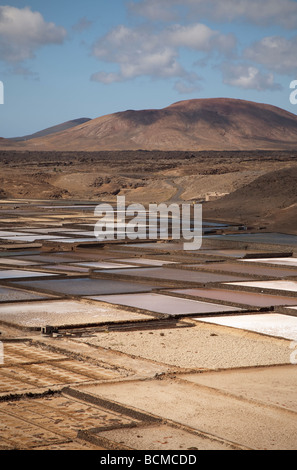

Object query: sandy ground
[73,321,292,370]
[79,368,297,450]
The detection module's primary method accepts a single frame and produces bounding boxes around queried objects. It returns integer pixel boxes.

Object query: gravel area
[77,321,292,370]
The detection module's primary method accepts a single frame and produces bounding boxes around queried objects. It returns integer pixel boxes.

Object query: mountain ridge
[1,98,297,151]
[7,117,92,142]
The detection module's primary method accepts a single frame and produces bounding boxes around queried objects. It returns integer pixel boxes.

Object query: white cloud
[91,23,235,87]
[128,0,297,29]
[221,63,282,91]
[90,71,123,84]
[166,23,216,50]
[165,23,236,54]
[92,25,183,82]
[244,36,297,75]
[0,6,67,62]
[192,0,297,29]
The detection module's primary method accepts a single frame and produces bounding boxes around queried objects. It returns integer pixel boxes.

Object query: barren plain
[1,150,297,233]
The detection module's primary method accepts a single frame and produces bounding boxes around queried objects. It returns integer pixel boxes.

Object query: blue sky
[1,0,297,137]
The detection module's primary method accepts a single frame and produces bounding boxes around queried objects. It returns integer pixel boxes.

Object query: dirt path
[165,179,185,203]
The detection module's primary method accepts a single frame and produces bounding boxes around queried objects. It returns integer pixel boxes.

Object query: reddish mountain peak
[1,98,297,151]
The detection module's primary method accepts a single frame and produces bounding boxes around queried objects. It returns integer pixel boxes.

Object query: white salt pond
[0,231,34,237]
[0,269,57,280]
[0,258,42,266]
[73,261,139,269]
[47,238,102,243]
[240,257,297,267]
[195,313,297,341]
[225,280,297,293]
[0,235,68,242]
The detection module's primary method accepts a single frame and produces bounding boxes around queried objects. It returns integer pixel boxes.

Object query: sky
[0,0,297,137]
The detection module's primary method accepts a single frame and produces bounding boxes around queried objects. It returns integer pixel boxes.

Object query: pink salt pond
[87,293,243,316]
[170,288,297,308]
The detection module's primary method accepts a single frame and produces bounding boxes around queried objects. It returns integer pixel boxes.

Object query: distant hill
[7,118,92,142]
[204,166,297,232]
[1,98,297,150]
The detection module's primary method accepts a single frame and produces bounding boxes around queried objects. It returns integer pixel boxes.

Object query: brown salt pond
[110,258,178,266]
[196,249,283,258]
[93,267,253,283]
[184,262,297,279]
[72,261,139,269]
[11,277,162,296]
[170,287,297,308]
[39,264,90,274]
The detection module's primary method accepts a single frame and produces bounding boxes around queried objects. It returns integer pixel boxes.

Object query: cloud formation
[90,0,294,95]
[244,36,297,75]
[91,23,235,92]
[221,63,282,91]
[0,6,67,63]
[128,0,297,29]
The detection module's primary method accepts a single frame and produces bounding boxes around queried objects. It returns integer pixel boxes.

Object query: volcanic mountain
[2,98,297,151]
[7,118,91,142]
